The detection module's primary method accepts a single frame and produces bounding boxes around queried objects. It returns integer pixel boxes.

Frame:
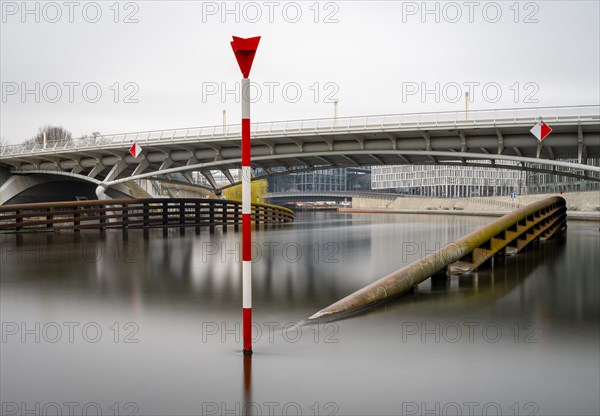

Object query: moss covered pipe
[306,196,566,323]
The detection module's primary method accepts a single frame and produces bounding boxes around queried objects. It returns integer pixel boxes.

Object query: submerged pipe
[306,196,566,323]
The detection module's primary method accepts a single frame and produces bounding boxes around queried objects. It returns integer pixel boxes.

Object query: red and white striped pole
[231,36,260,355]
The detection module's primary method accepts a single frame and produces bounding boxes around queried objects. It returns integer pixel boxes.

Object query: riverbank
[347,191,600,221]
[339,207,600,221]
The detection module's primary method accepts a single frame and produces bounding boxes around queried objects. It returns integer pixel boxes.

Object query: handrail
[2,105,598,157]
[0,198,294,233]
[305,196,567,323]
[249,201,295,216]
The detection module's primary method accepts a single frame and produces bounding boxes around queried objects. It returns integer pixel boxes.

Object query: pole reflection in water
[243,354,253,414]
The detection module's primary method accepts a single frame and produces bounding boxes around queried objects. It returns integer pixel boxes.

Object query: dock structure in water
[306,197,567,323]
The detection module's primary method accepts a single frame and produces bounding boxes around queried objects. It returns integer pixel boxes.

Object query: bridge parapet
[0,198,294,233]
[1,105,598,157]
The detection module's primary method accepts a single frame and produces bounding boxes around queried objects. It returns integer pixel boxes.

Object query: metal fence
[0,198,294,233]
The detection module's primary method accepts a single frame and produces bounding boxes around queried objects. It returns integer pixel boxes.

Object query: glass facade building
[371,160,600,196]
[371,163,526,197]
[267,168,348,192]
[525,158,600,193]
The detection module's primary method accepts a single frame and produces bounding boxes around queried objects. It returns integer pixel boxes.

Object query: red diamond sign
[530,121,552,142]
[129,143,142,158]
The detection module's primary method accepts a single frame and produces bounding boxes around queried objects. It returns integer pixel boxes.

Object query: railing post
[209,201,215,234]
[180,201,186,235]
[143,202,149,227]
[162,201,168,226]
[99,203,106,230]
[46,207,53,229]
[195,201,201,233]
[263,206,269,229]
[74,205,81,232]
[254,205,260,231]
[15,209,23,231]
[222,202,228,232]
[122,203,129,229]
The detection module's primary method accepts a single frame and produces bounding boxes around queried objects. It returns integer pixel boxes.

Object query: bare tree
[24,125,73,149]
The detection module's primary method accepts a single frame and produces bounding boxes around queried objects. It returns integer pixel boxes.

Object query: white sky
[1,0,599,143]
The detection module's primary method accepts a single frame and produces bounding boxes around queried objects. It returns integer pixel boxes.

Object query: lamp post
[230,35,260,355]
[333,99,339,127]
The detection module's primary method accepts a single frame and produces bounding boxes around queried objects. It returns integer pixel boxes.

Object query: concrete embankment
[348,191,600,221]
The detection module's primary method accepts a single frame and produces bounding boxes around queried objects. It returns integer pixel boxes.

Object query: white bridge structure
[1,105,599,204]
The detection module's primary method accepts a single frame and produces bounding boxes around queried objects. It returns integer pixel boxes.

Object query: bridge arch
[10,150,599,200]
[104,150,600,190]
[0,170,132,205]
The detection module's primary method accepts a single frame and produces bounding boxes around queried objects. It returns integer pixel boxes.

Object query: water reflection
[1,213,598,415]
[243,354,252,412]
[2,214,597,323]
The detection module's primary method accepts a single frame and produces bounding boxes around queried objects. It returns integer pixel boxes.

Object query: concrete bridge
[1,105,599,204]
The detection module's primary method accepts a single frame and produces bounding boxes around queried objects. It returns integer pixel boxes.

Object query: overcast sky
[1,0,599,144]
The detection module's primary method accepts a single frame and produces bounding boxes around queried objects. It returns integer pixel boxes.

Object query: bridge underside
[2,119,599,200]
[0,173,133,205]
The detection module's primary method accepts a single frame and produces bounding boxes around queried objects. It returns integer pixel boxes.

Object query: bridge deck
[1,106,599,194]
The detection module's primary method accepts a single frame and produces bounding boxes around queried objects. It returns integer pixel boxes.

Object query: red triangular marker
[231,36,261,78]
[129,143,142,158]
[540,121,552,141]
[530,121,553,142]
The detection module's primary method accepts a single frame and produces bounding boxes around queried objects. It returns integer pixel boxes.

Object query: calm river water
[1,212,598,416]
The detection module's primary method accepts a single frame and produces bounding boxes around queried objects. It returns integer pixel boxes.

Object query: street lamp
[333,99,339,127]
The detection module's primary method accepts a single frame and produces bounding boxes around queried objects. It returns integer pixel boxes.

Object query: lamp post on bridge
[333,99,339,127]
[231,35,260,355]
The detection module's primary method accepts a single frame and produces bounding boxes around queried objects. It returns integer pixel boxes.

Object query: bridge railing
[0,198,294,233]
[1,105,598,157]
